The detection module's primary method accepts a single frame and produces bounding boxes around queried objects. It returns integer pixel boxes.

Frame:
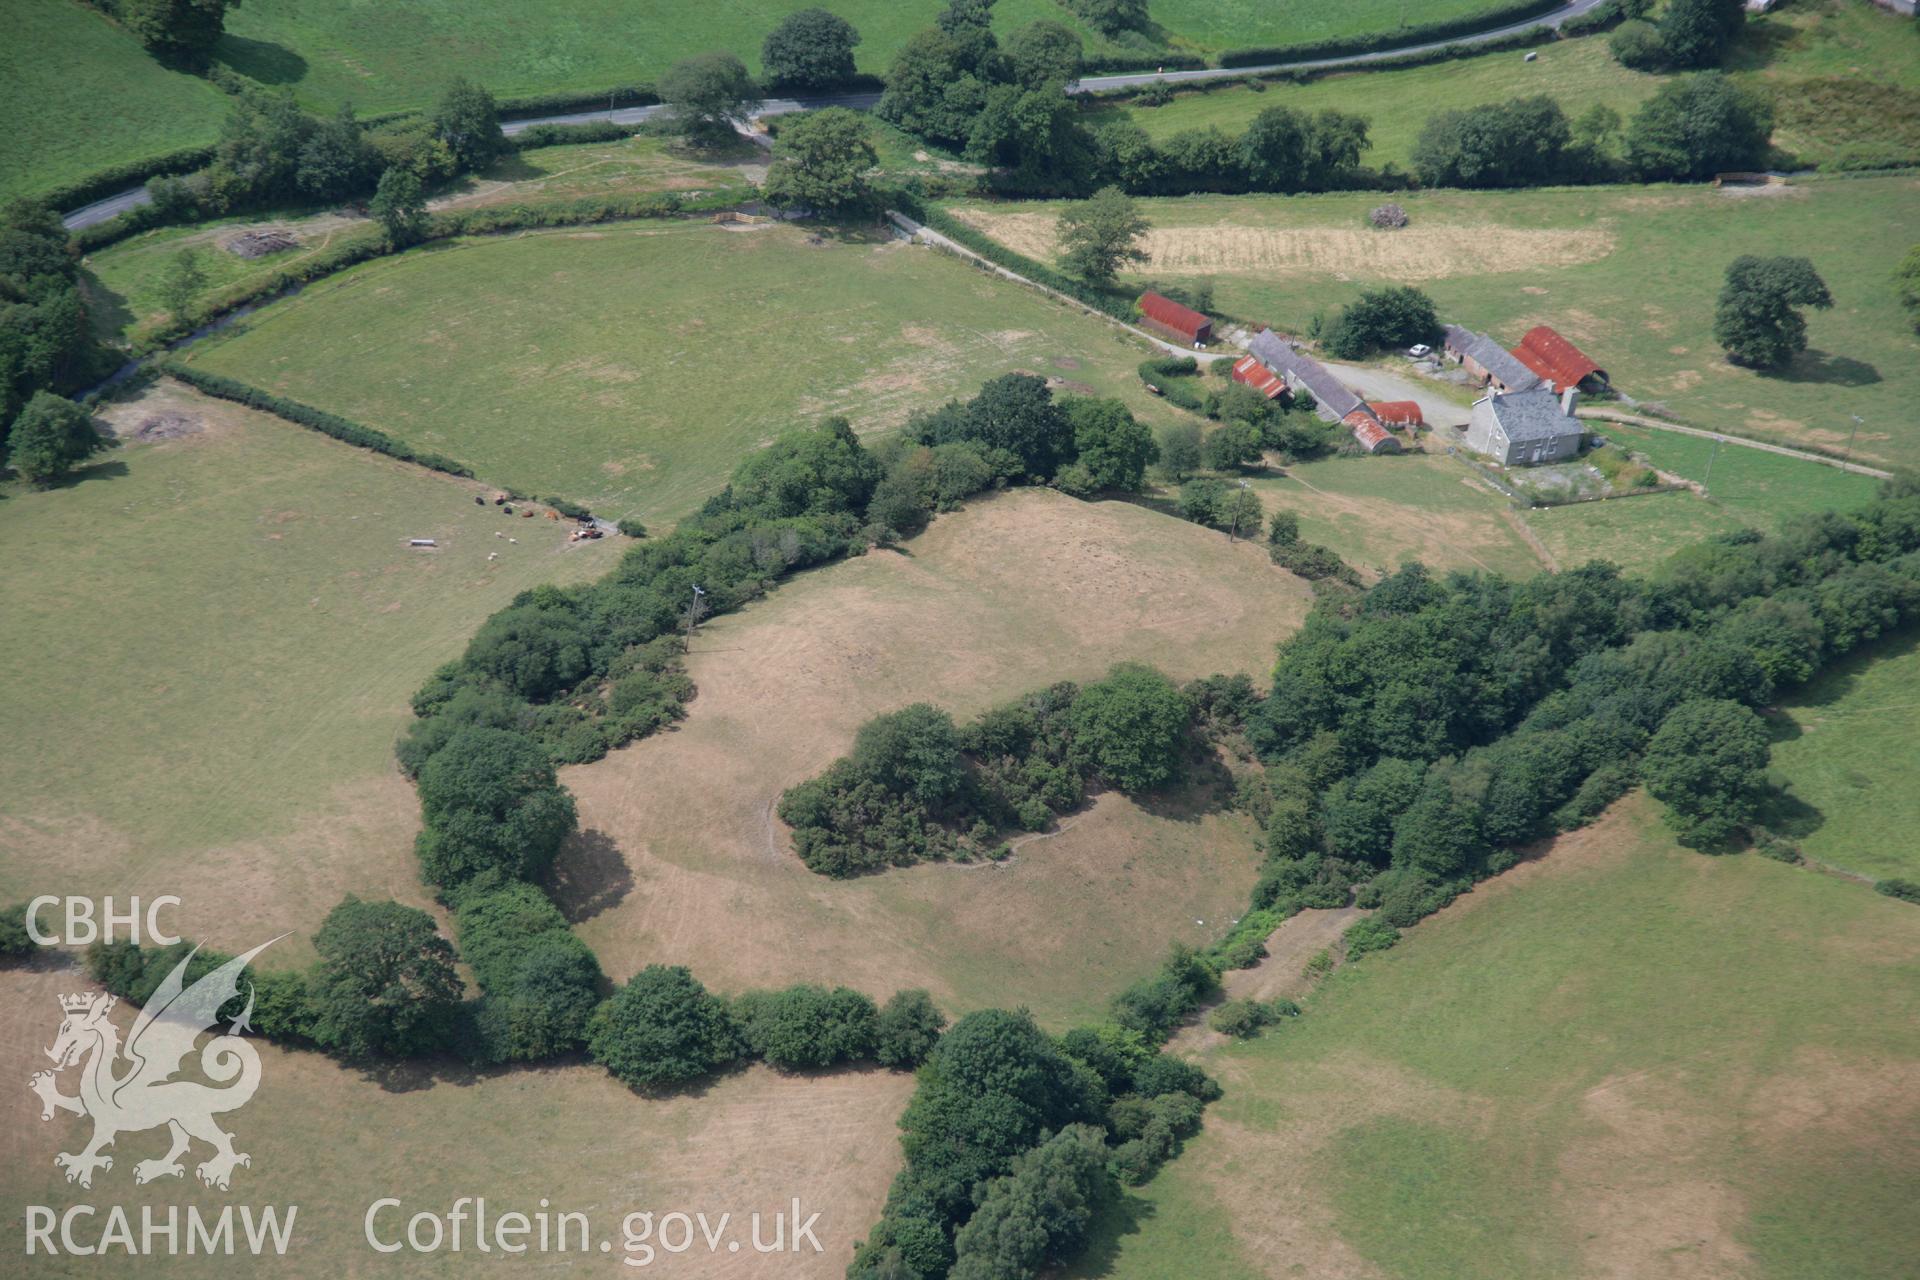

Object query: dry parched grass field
[0,964,914,1277]
[563,488,1315,1027]
[953,208,1616,284]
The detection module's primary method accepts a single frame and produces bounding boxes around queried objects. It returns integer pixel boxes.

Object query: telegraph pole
[1702,435,1722,492]
[1845,415,1863,469]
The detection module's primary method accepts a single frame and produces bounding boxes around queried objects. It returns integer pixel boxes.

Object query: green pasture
[1090,2,1920,172]
[1768,630,1920,882]
[0,0,229,202]
[79,133,756,344]
[180,220,1179,522]
[1091,796,1920,1279]
[0,383,616,941]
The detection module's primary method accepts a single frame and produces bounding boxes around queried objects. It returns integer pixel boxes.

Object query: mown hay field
[563,488,1316,1027]
[182,221,1184,522]
[0,380,619,957]
[949,176,1920,466]
[1077,795,1920,1280]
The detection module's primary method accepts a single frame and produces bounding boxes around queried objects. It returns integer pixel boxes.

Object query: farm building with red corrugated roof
[1510,325,1606,392]
[1368,400,1424,427]
[1137,292,1213,347]
[1230,354,1288,400]
[1342,410,1403,455]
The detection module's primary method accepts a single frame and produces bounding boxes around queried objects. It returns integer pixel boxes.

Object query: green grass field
[0,380,618,952]
[0,0,230,202]
[1089,37,1663,172]
[180,220,1182,522]
[1091,2,1920,172]
[950,176,1920,466]
[1085,795,1920,1279]
[1237,451,1547,581]
[1767,630,1920,882]
[79,133,758,344]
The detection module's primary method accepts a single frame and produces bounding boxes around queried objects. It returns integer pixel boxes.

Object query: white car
[1407,343,1433,358]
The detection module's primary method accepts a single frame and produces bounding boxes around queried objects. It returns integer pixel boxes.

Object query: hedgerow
[153,363,476,476]
[1216,0,1565,67]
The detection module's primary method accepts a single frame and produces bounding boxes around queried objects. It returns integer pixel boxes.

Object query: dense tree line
[877,0,1369,197]
[1411,73,1773,188]
[0,200,110,476]
[1229,482,1920,950]
[779,663,1195,875]
[849,1005,1217,1278]
[141,79,506,228]
[83,0,237,70]
[1609,0,1744,72]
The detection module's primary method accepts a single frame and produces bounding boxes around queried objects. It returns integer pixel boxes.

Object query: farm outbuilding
[1368,400,1424,428]
[1138,292,1214,346]
[1443,324,1540,394]
[1343,410,1403,455]
[1509,325,1607,393]
[1230,354,1288,400]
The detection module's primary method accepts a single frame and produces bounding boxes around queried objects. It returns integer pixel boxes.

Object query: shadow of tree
[549,829,634,925]
[1763,348,1882,388]
[1063,1191,1160,1278]
[215,36,309,86]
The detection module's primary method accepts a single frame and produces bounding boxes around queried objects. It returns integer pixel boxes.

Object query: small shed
[1138,292,1214,347]
[1230,354,1288,400]
[1368,400,1424,428]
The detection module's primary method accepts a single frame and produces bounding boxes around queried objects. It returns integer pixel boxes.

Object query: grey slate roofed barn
[1444,323,1540,392]
[1246,330,1363,421]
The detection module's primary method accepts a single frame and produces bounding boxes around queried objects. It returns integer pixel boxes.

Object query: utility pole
[682,583,708,651]
[1845,415,1863,469]
[1702,435,1722,492]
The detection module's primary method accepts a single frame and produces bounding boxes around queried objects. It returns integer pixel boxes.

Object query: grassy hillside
[0,0,229,202]
[948,176,1920,466]
[0,380,618,954]
[181,221,1185,522]
[1083,796,1920,1279]
[1091,2,1920,172]
[1767,631,1920,882]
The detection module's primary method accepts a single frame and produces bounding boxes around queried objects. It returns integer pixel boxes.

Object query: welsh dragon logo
[29,936,284,1191]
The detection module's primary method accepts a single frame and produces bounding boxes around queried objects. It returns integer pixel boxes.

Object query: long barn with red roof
[1137,292,1213,346]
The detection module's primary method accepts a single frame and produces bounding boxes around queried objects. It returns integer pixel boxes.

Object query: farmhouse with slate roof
[1466,386,1586,466]
[1444,324,1540,394]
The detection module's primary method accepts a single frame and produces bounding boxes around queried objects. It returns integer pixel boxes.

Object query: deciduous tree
[763,108,878,215]
[660,52,759,146]
[309,897,461,1059]
[7,391,105,486]
[1056,186,1149,284]
[760,8,861,91]
[1713,255,1832,369]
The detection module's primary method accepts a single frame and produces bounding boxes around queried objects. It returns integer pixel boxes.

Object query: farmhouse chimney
[1561,386,1580,416]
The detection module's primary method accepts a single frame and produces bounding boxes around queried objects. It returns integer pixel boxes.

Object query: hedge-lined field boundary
[1216,0,1566,68]
[155,362,476,477]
